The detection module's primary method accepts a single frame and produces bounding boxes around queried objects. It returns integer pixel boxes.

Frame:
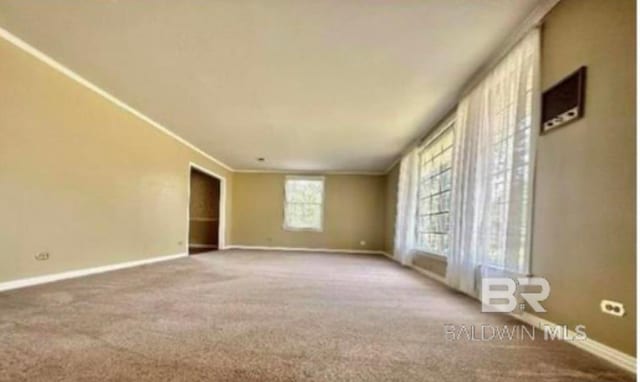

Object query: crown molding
[227,245,386,255]
[383,156,402,175]
[1,0,560,178]
[387,0,561,174]
[234,169,386,176]
[0,27,396,176]
[0,27,234,172]
[460,0,560,96]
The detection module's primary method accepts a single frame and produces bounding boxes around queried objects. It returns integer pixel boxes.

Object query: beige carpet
[0,250,633,381]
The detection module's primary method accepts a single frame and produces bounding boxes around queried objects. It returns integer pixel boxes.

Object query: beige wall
[231,173,385,251]
[384,164,399,253]
[0,37,233,283]
[531,0,636,355]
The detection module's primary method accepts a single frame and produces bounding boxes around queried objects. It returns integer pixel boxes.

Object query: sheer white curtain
[393,147,419,266]
[446,29,540,296]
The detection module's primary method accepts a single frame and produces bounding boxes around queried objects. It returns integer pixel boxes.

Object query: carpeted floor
[0,250,634,381]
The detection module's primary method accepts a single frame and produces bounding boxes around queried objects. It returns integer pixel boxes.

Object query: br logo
[481,277,550,313]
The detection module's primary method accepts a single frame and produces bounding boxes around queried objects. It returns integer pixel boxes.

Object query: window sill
[413,250,448,263]
[479,263,531,278]
[283,226,324,233]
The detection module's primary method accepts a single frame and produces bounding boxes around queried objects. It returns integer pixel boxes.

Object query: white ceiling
[0,0,540,172]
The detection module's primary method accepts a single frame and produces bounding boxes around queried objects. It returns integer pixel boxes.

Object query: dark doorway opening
[188,168,221,254]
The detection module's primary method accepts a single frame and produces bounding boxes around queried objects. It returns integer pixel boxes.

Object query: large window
[416,124,454,256]
[483,51,535,271]
[283,176,324,231]
[448,29,538,278]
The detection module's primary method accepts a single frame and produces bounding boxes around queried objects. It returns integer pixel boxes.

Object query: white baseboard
[2,248,633,374]
[0,253,187,292]
[511,311,636,374]
[226,245,386,255]
[383,251,635,374]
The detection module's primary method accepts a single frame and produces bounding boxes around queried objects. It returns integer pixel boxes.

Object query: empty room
[0,0,636,381]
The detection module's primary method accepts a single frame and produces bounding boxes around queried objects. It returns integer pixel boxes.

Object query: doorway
[188,166,221,254]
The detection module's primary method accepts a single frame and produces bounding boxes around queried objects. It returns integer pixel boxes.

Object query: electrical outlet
[178,241,184,246]
[360,240,366,246]
[35,252,49,261]
[600,299,625,317]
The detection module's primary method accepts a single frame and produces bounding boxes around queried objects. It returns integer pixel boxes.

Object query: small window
[283,176,324,231]
[417,123,455,256]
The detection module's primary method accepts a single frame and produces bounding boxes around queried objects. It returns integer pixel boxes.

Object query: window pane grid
[482,63,535,269]
[416,126,454,256]
[284,178,324,231]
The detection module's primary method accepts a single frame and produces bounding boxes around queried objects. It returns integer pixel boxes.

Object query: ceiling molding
[234,169,386,176]
[387,0,561,174]
[0,25,408,177]
[459,0,560,96]
[382,108,457,175]
[2,0,556,177]
[0,27,235,172]
[383,156,402,175]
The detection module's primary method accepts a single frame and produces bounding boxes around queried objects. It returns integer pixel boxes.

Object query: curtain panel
[393,148,420,266]
[446,29,540,296]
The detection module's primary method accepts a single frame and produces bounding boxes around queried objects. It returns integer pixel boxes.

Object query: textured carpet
[0,250,634,381]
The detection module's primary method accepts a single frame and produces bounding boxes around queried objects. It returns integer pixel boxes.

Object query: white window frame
[283,175,325,232]
[415,119,455,258]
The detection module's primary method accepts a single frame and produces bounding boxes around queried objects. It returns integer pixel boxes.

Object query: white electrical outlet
[600,299,625,317]
[360,240,366,246]
[35,252,50,261]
